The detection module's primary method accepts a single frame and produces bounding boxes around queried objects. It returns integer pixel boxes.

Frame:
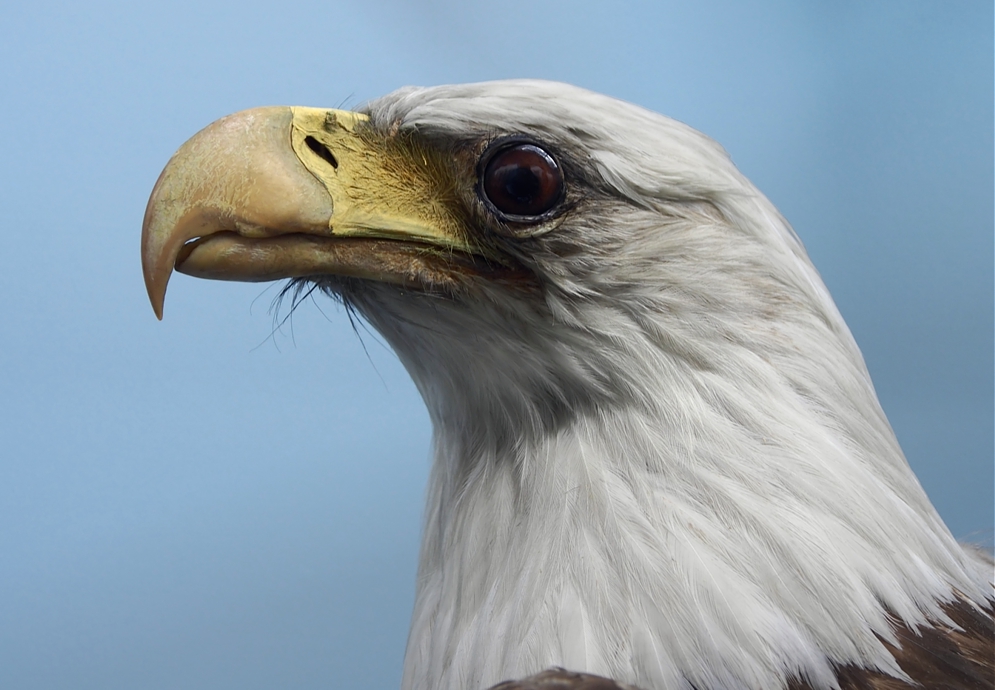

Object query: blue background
[1,2,991,688]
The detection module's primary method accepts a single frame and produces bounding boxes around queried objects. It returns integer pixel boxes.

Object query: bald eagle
[142,81,993,690]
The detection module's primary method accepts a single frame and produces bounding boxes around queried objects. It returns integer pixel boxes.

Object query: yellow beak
[141,106,482,319]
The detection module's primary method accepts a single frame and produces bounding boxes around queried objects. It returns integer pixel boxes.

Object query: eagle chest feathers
[141,81,994,690]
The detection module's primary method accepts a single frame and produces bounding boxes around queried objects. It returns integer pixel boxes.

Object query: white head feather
[319,80,992,690]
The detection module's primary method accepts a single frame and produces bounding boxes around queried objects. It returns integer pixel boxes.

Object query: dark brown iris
[481,143,563,220]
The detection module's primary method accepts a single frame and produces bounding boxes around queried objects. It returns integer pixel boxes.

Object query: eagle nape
[141,81,994,690]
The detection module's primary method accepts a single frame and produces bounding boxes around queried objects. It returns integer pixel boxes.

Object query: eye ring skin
[476,135,566,226]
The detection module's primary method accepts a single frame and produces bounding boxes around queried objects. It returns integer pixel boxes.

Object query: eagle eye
[480,142,563,222]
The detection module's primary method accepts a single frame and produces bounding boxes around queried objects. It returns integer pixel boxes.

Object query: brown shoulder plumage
[486,668,643,690]
[486,599,993,690]
[790,597,994,690]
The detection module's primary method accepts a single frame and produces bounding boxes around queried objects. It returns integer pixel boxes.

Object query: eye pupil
[502,166,541,204]
[481,143,563,220]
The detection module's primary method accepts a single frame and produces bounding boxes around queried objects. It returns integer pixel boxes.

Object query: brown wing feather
[486,668,643,690]
[790,597,994,690]
[486,599,993,690]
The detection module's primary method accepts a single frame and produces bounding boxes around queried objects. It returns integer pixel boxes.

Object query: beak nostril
[304,136,338,169]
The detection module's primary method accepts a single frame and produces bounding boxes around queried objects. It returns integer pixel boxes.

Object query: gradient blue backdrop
[0,2,991,688]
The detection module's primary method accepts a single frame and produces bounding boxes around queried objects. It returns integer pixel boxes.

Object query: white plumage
[142,80,994,690]
[347,82,992,690]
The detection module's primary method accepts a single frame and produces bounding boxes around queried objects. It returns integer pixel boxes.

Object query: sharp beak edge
[141,107,337,319]
[141,106,477,319]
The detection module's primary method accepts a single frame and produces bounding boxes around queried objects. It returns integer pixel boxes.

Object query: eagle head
[142,81,993,690]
